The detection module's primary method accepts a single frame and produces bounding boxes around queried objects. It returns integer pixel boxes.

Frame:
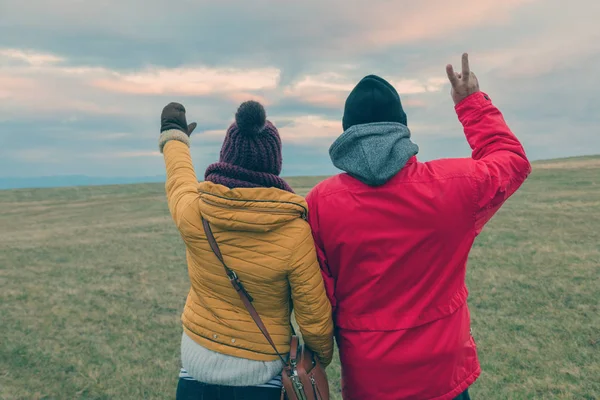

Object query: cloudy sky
[1,0,599,179]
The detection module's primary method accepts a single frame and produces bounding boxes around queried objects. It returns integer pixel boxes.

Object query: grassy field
[1,156,599,399]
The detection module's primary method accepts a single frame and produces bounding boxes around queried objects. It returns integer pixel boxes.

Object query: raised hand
[446,53,480,105]
[161,102,197,136]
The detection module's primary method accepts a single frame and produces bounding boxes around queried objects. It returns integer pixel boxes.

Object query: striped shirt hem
[179,368,282,388]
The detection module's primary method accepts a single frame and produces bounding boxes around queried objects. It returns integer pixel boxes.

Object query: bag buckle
[228,270,254,302]
[291,372,307,400]
[227,269,239,281]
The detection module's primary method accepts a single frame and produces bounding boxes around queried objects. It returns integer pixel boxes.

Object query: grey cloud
[2,0,562,76]
[1,0,349,71]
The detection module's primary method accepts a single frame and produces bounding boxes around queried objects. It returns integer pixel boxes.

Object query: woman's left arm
[158,103,200,231]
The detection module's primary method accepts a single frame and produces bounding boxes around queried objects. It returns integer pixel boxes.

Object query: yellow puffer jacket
[161,132,334,367]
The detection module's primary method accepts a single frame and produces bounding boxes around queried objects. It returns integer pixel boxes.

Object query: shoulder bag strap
[201,217,287,365]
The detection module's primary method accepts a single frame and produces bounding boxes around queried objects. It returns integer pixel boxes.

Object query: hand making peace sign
[446,53,480,105]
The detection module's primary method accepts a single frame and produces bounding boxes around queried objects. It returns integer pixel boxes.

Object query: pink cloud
[273,117,457,148]
[91,66,281,96]
[403,99,429,108]
[226,92,273,106]
[0,75,37,99]
[201,115,341,144]
[2,0,535,54]
[0,46,446,121]
[276,116,341,145]
[281,73,351,108]
[390,78,448,95]
[283,73,448,108]
[0,72,127,116]
[0,48,281,118]
[344,0,537,48]
[475,23,600,78]
[0,48,64,66]
[0,69,128,117]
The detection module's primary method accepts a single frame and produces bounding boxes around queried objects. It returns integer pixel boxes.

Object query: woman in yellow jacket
[158,101,334,400]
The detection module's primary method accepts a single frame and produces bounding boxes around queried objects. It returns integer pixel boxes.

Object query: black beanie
[342,75,407,131]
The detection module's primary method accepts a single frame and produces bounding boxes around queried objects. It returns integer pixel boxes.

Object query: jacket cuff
[159,129,190,153]
[455,92,493,123]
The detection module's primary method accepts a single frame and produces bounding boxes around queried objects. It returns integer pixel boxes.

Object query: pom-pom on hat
[235,100,267,134]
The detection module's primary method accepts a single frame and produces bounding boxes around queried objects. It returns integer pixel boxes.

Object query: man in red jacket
[306,54,531,400]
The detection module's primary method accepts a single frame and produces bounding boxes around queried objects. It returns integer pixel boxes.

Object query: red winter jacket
[306,92,531,400]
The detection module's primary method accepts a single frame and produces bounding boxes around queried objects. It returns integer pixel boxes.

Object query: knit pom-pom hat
[205,101,293,192]
[217,101,283,175]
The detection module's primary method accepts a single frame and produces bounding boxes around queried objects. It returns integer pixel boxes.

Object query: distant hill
[0,175,166,190]
[2,155,597,190]
[0,175,328,191]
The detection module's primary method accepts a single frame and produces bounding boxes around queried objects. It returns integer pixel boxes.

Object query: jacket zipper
[200,194,308,220]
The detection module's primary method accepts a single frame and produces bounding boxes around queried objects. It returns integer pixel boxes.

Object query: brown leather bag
[202,218,330,400]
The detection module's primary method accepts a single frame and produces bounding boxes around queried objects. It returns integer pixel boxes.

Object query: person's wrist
[454,90,482,106]
[158,129,190,153]
[161,122,187,134]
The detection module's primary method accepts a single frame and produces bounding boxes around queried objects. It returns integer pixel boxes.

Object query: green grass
[1,156,599,399]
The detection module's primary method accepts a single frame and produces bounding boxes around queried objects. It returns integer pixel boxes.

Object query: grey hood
[329,122,419,186]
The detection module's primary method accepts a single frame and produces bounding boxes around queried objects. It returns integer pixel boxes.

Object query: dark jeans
[177,377,470,400]
[454,389,471,400]
[176,378,281,400]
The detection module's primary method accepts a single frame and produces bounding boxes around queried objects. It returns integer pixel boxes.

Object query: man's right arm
[456,92,532,233]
